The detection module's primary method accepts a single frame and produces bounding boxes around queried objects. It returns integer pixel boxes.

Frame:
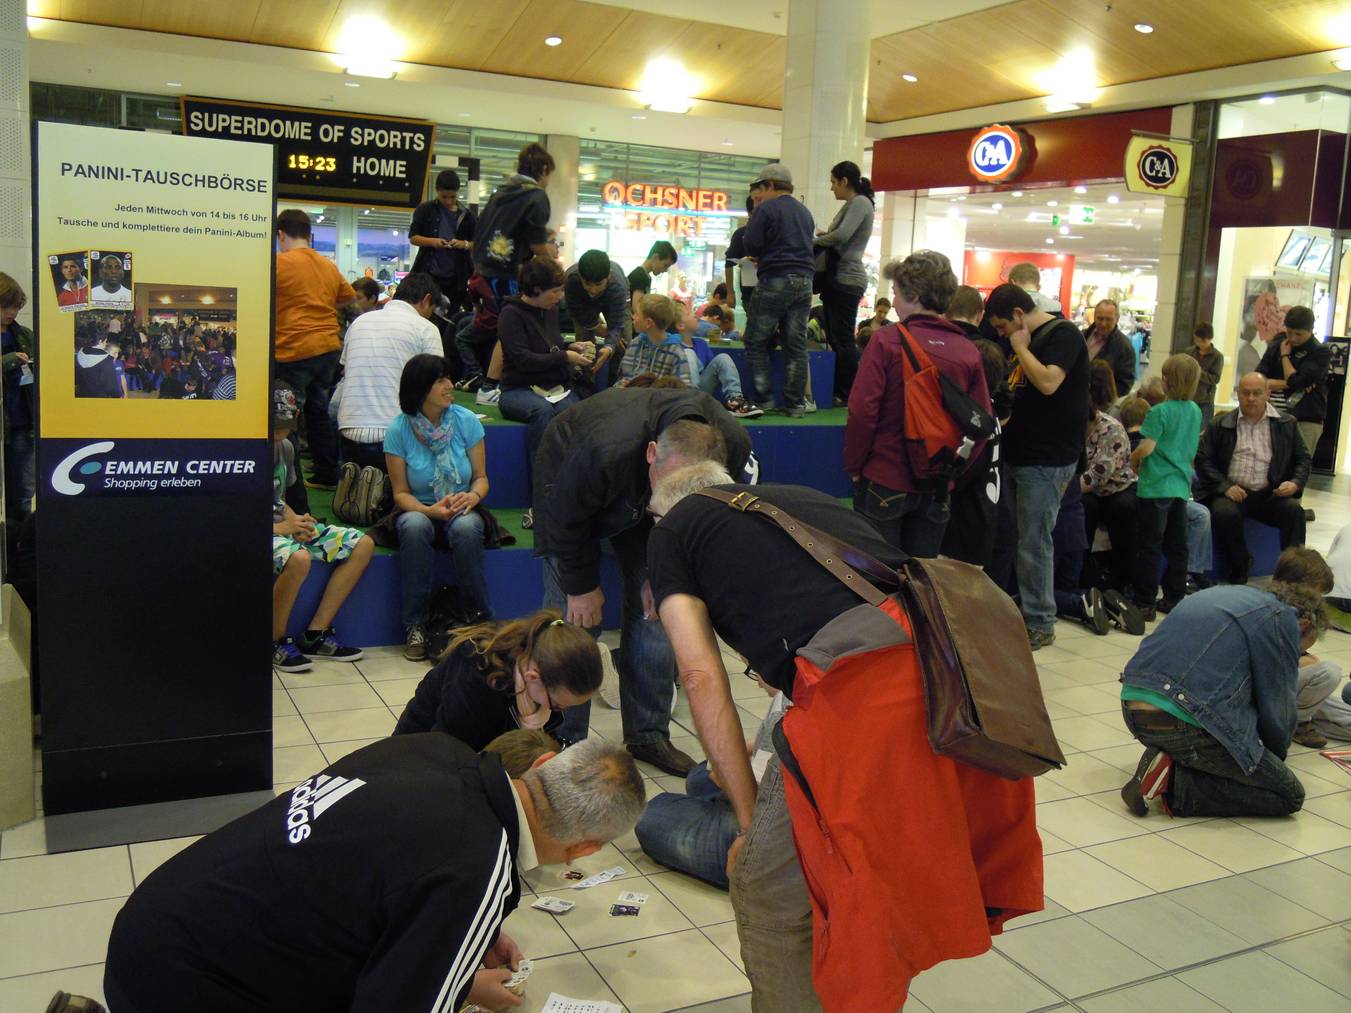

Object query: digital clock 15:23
[287,154,337,172]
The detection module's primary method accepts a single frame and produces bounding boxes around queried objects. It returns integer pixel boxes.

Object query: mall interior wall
[0,0,30,331]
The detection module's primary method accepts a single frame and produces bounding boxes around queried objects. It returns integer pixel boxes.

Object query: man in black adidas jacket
[532,387,755,775]
[103,736,644,1012]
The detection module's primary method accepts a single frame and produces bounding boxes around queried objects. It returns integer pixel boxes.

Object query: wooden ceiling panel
[567,10,689,89]
[482,0,627,80]
[247,0,341,52]
[412,0,534,72]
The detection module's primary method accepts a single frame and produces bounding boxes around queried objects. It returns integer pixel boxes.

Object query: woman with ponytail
[393,609,602,747]
[816,160,876,405]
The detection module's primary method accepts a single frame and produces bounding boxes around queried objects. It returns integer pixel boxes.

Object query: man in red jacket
[844,250,992,556]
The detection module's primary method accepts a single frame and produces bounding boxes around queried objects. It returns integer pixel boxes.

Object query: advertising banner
[1124,135,1193,198]
[33,121,274,813]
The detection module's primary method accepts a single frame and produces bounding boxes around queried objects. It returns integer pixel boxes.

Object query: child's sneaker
[475,386,501,406]
[300,627,363,662]
[272,637,312,673]
[404,625,429,662]
[726,396,764,419]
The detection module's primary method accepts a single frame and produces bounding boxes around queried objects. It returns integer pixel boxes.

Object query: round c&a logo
[1137,144,1180,190]
[52,441,115,495]
[967,125,1028,183]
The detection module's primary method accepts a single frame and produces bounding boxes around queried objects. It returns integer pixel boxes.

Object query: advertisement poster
[35,121,273,447]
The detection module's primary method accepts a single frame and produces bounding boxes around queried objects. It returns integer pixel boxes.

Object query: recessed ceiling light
[1011,190,1023,198]
[1335,55,1351,71]
[991,202,1003,210]
[1258,95,1276,105]
[902,73,918,83]
[1045,238,1055,245]
[545,35,563,47]
[1074,185,1087,194]
[362,209,371,215]
[720,139,734,146]
[1047,200,1058,207]
[1107,194,1120,204]
[344,80,361,88]
[1134,22,1154,34]
[1059,225,1070,235]
[458,112,472,118]
[956,195,966,201]
[165,81,182,88]
[632,114,647,120]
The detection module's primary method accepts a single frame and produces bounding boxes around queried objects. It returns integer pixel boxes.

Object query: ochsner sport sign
[967,124,1033,184]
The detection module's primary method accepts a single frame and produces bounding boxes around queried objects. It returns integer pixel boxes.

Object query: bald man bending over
[1195,372,1311,585]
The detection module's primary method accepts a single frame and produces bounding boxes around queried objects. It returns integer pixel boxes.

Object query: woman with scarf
[392,610,601,745]
[386,353,493,661]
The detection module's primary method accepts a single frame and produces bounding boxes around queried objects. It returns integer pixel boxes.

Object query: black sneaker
[272,637,312,673]
[304,475,338,491]
[300,627,363,662]
[1136,604,1158,623]
[1102,590,1146,635]
[1081,588,1110,636]
[628,738,697,777]
[1185,572,1215,595]
[1155,597,1182,616]
[404,625,428,662]
[455,373,484,392]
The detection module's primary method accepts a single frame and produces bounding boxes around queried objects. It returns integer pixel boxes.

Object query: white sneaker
[475,387,501,406]
[597,641,621,709]
[804,399,818,413]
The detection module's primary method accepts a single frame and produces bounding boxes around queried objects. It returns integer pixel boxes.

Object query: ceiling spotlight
[362,208,371,215]
[1059,225,1070,235]
[1045,238,1055,245]
[1047,200,1058,207]
[165,81,183,88]
[1074,185,1087,194]
[1258,94,1276,105]
[1134,22,1155,34]
[991,202,1003,210]
[721,139,734,147]
[1107,194,1120,204]
[344,80,361,88]
[344,61,397,79]
[956,195,966,201]
[902,73,918,83]
[1335,55,1351,71]
[632,114,647,120]
[544,35,563,46]
[1011,190,1023,198]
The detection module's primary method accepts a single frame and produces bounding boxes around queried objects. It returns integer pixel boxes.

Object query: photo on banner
[34,120,272,440]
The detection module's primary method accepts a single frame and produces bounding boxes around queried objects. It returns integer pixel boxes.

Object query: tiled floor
[4,482,1351,1011]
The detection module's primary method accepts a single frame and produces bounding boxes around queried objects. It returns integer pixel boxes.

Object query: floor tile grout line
[0,959,105,984]
[0,891,129,917]
[1061,913,1351,1003]
[985,943,1078,1008]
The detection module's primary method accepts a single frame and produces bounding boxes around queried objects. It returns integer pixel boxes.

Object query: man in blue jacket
[1119,581,1327,818]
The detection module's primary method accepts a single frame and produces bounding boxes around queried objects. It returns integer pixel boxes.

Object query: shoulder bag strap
[695,488,901,606]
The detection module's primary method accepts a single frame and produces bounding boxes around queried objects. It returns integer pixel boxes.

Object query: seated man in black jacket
[533,387,754,775]
[104,737,644,1013]
[1196,373,1312,584]
[1257,305,1331,455]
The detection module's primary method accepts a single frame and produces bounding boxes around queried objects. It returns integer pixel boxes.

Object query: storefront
[871,108,1182,345]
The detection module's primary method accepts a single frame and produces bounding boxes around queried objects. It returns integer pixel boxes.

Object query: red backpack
[893,323,995,489]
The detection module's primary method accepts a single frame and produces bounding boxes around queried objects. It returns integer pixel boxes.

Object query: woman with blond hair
[393,610,602,747]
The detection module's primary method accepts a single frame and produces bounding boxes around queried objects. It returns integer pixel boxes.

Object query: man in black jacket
[1196,373,1312,584]
[534,387,754,775]
[1257,305,1331,455]
[409,169,477,313]
[1083,299,1136,396]
[104,736,644,1013]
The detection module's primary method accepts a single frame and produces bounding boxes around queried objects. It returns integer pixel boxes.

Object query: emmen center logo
[52,441,258,495]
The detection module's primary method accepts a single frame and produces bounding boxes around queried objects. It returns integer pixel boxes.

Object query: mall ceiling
[25,0,1351,121]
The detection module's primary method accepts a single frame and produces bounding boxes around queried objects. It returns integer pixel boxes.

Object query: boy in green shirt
[1130,354,1202,619]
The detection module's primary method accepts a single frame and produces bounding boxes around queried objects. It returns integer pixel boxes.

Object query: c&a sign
[1124,135,1193,198]
[601,179,731,237]
[967,124,1033,184]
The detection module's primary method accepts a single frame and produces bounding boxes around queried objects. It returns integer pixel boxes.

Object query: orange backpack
[893,323,995,489]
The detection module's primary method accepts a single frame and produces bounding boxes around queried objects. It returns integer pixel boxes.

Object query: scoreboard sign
[182,97,435,210]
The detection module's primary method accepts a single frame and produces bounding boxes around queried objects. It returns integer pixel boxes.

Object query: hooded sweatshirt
[75,344,122,398]
[471,174,552,280]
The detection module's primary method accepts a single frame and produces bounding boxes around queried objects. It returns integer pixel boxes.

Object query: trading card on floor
[532,895,576,914]
[609,903,641,917]
[560,869,585,882]
[616,891,648,906]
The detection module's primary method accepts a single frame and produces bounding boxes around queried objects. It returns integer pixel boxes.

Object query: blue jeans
[1011,463,1077,634]
[543,536,675,747]
[636,762,738,888]
[1186,499,1212,573]
[275,350,341,484]
[853,480,949,558]
[696,352,742,400]
[395,509,491,630]
[742,274,810,409]
[4,428,35,523]
[498,387,579,502]
[1122,705,1303,817]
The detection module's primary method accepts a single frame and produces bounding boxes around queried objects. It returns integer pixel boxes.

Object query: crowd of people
[25,142,1351,1013]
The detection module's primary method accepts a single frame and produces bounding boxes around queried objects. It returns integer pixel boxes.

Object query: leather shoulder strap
[695,488,899,606]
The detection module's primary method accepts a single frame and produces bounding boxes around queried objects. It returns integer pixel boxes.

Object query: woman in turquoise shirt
[385,354,491,661]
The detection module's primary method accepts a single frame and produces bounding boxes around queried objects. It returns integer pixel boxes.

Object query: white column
[1150,104,1195,367]
[334,206,358,280]
[545,134,580,269]
[0,1,31,329]
[880,192,920,263]
[779,0,870,230]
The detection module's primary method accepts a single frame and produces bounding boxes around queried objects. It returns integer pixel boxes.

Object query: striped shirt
[338,300,444,441]
[1228,404,1277,491]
